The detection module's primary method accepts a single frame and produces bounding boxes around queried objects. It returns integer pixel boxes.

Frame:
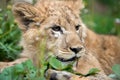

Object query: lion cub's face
[13,0,86,62]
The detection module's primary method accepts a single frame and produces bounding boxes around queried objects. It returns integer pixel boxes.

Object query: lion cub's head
[13,0,86,62]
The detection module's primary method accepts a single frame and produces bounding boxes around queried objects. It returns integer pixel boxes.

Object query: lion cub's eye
[52,25,61,32]
[75,24,81,31]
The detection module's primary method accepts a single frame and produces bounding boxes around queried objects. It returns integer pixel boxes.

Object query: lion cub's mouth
[56,56,78,62]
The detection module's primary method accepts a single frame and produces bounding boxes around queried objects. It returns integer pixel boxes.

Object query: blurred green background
[0,0,120,61]
[82,0,120,35]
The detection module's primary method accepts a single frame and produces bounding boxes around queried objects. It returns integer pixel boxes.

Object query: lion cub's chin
[55,57,79,71]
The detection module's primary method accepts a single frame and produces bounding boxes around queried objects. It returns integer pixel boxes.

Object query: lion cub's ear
[12,2,41,31]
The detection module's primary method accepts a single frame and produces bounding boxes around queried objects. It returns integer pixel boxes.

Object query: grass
[0,57,100,80]
[0,6,22,61]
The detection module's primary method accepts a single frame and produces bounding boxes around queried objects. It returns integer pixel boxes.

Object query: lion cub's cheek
[23,29,41,44]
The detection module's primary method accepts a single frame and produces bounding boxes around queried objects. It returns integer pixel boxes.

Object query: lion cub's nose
[70,47,82,54]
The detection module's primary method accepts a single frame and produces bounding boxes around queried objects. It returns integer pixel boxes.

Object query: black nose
[70,47,82,53]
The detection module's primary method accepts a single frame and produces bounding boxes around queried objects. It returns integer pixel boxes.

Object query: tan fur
[12,0,120,79]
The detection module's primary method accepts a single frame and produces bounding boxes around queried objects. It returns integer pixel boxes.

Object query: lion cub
[12,0,120,80]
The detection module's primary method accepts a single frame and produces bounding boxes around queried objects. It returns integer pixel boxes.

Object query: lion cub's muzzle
[56,46,84,62]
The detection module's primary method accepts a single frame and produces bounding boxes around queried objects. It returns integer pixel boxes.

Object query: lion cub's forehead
[35,1,80,28]
[35,1,79,20]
